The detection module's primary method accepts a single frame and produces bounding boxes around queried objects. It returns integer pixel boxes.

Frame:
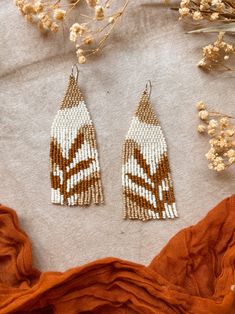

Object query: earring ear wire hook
[144,80,152,100]
[71,64,79,82]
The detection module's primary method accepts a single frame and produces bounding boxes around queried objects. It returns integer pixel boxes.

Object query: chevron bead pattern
[122,89,178,221]
[50,74,103,206]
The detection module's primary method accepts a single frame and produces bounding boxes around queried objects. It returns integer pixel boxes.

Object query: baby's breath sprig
[196,101,235,171]
[179,0,235,22]
[14,0,129,63]
[198,32,235,71]
[178,0,235,70]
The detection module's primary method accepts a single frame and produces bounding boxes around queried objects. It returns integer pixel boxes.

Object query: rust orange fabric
[0,196,235,314]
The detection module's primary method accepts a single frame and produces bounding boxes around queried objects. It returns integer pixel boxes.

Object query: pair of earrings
[50,65,178,221]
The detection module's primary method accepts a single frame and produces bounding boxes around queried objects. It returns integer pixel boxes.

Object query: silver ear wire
[144,80,152,100]
[71,64,80,82]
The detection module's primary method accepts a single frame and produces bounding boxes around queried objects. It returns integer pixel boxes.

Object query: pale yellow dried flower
[215,163,225,171]
[95,5,104,21]
[229,157,235,164]
[54,9,66,21]
[109,16,115,24]
[198,124,206,133]
[209,119,218,129]
[34,1,43,13]
[210,12,219,20]
[78,55,86,64]
[196,101,206,111]
[51,22,59,32]
[226,129,235,137]
[193,11,203,20]
[83,36,93,45]
[76,48,84,55]
[208,128,216,136]
[179,7,190,17]
[220,117,229,128]
[199,110,209,120]
[23,4,35,15]
[86,0,98,7]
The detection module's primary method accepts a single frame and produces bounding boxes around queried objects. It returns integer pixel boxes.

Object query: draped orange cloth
[0,196,234,314]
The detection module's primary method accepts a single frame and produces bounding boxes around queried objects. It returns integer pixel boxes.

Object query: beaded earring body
[122,84,177,221]
[50,68,103,206]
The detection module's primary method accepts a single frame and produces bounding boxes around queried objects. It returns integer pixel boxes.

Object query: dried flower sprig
[71,0,129,64]
[178,0,235,70]
[198,32,235,70]
[179,0,235,22]
[14,0,129,63]
[196,101,235,171]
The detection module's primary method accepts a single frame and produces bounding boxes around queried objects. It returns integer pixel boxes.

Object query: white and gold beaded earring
[122,82,178,221]
[50,65,104,206]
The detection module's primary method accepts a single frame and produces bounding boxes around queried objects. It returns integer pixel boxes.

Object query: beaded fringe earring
[122,82,178,221]
[50,65,104,206]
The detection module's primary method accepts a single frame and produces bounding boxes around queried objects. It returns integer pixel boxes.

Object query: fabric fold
[0,196,234,313]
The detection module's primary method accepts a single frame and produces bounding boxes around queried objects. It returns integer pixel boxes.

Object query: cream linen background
[0,1,234,271]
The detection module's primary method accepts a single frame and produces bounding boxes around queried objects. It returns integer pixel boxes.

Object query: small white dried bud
[199,110,209,120]
[78,55,86,64]
[215,163,225,171]
[210,12,219,20]
[54,9,66,21]
[95,5,104,21]
[220,117,229,127]
[109,16,115,24]
[193,11,202,20]
[198,124,206,133]
[209,119,218,129]
[226,129,235,137]
[76,49,84,55]
[227,149,235,158]
[196,101,205,111]
[86,0,98,7]
[208,128,216,137]
[179,7,190,16]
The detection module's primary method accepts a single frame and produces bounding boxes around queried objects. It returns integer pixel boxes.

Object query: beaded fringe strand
[122,88,178,221]
[50,74,103,206]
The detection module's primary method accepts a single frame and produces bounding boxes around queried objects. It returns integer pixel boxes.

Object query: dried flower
[193,11,203,20]
[196,101,235,171]
[198,124,206,133]
[226,129,235,137]
[14,0,129,64]
[179,7,190,17]
[220,117,229,128]
[86,0,98,7]
[210,12,219,21]
[54,9,66,21]
[78,55,86,64]
[199,110,209,120]
[196,101,206,111]
[208,128,216,136]
[178,0,235,70]
[23,3,35,14]
[95,5,104,21]
[198,32,235,71]
[209,119,218,129]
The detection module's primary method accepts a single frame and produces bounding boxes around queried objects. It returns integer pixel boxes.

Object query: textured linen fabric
[0,196,234,313]
[0,0,235,272]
